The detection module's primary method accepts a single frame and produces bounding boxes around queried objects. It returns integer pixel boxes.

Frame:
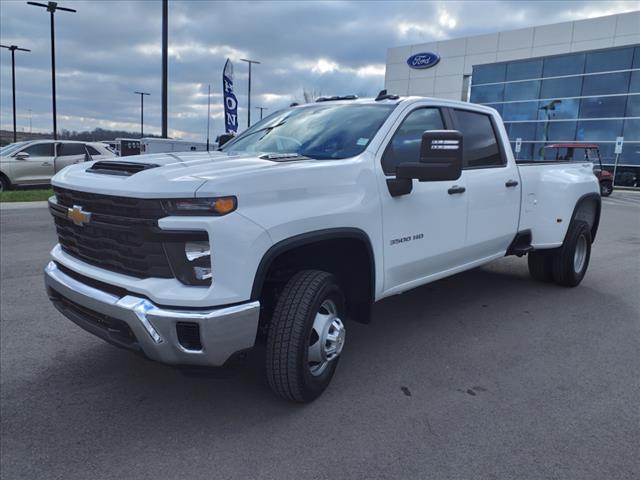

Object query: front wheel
[600,181,613,197]
[0,175,9,192]
[266,270,346,402]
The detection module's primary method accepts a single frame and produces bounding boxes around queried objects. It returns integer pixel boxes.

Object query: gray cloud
[1,0,637,139]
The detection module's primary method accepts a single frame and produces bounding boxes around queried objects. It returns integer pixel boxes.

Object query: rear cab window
[453,109,505,168]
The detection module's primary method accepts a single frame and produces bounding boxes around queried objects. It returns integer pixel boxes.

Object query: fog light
[185,241,210,261]
[193,266,212,281]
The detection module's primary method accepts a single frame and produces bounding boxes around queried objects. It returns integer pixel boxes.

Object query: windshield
[0,141,30,156]
[222,103,396,159]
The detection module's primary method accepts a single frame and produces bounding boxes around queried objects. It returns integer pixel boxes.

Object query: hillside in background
[0,128,161,146]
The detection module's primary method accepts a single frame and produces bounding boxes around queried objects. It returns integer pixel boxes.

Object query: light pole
[134,91,150,138]
[255,106,267,120]
[161,0,168,138]
[0,44,31,143]
[206,84,211,151]
[27,1,76,140]
[240,58,260,127]
[538,99,561,160]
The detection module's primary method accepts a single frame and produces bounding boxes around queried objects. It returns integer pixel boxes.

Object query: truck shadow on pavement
[2,257,615,452]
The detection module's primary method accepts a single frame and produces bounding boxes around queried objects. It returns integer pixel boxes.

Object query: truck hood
[52,151,317,198]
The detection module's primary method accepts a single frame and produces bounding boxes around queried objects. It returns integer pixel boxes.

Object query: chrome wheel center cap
[308,299,346,376]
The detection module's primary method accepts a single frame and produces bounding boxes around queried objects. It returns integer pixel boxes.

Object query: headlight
[164,239,212,286]
[164,197,237,216]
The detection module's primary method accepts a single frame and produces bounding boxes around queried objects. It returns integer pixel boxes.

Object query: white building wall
[385,11,640,100]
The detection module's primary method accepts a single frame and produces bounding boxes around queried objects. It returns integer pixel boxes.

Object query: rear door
[451,108,521,259]
[55,142,87,172]
[377,105,468,295]
[11,142,55,185]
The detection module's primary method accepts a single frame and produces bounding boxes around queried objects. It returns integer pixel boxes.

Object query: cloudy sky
[0,0,638,140]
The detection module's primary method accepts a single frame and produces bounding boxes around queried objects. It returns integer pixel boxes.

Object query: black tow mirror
[216,133,235,148]
[396,130,463,182]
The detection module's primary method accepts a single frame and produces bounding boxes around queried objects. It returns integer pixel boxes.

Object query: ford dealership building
[384,11,640,183]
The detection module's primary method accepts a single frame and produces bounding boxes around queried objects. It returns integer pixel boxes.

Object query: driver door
[11,142,55,185]
[377,106,468,295]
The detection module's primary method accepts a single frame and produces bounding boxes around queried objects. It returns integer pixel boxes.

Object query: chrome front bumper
[44,262,260,367]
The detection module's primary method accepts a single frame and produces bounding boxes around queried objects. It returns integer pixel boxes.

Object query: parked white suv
[0,140,115,191]
[44,95,601,402]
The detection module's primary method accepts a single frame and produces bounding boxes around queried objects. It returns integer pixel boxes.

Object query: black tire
[266,270,346,403]
[0,175,9,192]
[551,220,592,287]
[600,181,613,197]
[527,251,554,282]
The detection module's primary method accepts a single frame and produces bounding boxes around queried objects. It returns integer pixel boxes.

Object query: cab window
[453,109,504,168]
[20,143,54,157]
[382,108,444,175]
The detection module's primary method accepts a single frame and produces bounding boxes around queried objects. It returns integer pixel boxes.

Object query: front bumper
[44,261,260,367]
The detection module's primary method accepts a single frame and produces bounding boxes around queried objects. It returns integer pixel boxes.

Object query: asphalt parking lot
[1,192,639,480]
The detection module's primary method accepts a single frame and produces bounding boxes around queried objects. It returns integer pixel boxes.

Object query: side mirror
[396,130,463,182]
[216,133,235,148]
[15,152,29,160]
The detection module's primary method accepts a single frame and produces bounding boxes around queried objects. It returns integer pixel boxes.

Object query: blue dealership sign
[407,52,440,69]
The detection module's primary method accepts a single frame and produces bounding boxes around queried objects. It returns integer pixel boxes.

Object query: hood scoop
[86,161,160,176]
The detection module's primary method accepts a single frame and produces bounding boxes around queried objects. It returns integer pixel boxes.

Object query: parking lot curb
[0,201,49,210]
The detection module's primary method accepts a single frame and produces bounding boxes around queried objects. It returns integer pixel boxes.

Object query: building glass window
[537,98,580,120]
[502,101,539,121]
[543,53,585,77]
[625,95,640,117]
[540,76,583,99]
[620,144,640,166]
[507,122,538,141]
[582,71,631,96]
[454,109,504,167]
[504,80,540,101]
[634,47,640,68]
[470,84,504,103]
[472,63,506,85]
[576,120,624,141]
[579,96,628,118]
[629,71,640,93]
[537,121,577,142]
[585,47,634,73]
[506,59,543,81]
[623,119,640,139]
[511,142,533,160]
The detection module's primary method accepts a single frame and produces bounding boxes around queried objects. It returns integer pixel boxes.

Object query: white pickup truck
[44,94,601,402]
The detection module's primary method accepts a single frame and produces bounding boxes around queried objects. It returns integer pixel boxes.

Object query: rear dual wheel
[266,270,346,403]
[528,220,592,287]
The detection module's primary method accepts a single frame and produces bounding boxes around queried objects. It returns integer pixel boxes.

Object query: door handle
[448,185,466,195]
[42,162,52,166]
[505,179,519,187]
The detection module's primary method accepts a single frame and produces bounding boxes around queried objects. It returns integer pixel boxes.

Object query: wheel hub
[574,234,587,273]
[308,299,346,376]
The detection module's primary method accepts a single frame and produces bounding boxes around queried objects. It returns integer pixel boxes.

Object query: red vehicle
[545,143,614,197]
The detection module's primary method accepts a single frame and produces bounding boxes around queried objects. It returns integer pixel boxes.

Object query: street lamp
[255,106,267,121]
[27,1,76,140]
[240,58,260,127]
[538,99,562,160]
[161,0,168,138]
[134,91,150,138]
[0,44,31,143]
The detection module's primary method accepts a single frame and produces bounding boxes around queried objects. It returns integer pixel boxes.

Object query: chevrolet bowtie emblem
[67,205,91,226]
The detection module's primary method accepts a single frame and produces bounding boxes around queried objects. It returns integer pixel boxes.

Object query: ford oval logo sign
[407,52,440,69]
